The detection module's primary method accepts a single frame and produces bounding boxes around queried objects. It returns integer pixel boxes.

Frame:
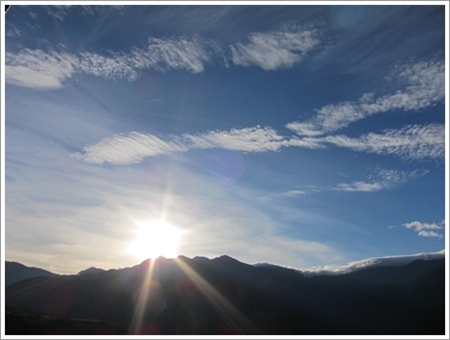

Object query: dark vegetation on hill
[5,256,445,335]
[5,305,126,335]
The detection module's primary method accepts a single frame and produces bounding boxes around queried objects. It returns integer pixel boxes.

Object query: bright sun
[129,219,183,260]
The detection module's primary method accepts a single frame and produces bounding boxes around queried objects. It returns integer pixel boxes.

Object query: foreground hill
[5,261,58,287]
[5,306,126,335]
[5,255,445,335]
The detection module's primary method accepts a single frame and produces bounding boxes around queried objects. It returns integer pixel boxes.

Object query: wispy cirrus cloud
[280,190,308,197]
[332,168,425,192]
[72,126,288,165]
[319,124,445,161]
[403,220,445,238]
[230,25,321,70]
[286,60,444,136]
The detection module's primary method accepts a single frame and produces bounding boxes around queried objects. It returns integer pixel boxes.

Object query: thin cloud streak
[277,168,424,197]
[332,169,424,192]
[72,126,288,165]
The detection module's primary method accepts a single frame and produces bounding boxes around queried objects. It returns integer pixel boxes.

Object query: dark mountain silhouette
[5,255,445,335]
[5,261,58,287]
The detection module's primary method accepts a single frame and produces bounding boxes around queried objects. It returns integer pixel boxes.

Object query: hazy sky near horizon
[3,4,447,274]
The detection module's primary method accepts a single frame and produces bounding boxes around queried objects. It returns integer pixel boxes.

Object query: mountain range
[4,255,445,335]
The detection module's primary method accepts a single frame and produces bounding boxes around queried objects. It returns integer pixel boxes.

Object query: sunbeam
[128,259,158,335]
[174,257,260,335]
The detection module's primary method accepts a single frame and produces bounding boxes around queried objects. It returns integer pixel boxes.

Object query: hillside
[5,256,445,335]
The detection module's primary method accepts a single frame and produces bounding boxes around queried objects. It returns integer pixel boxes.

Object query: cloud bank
[301,249,445,275]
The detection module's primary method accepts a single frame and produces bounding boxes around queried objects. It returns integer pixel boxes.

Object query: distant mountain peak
[77,267,105,276]
[215,255,239,262]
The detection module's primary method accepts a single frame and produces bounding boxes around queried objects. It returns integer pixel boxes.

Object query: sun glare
[129,219,183,260]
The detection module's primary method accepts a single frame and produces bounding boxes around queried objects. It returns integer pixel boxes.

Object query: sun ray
[128,259,157,335]
[174,257,260,335]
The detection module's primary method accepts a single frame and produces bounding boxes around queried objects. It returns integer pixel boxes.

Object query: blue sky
[2,4,447,274]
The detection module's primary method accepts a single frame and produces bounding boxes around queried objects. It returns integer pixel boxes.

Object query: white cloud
[320,124,445,161]
[74,122,444,165]
[332,181,385,192]
[184,126,287,152]
[286,60,444,136]
[280,190,307,197]
[73,126,289,165]
[418,230,442,238]
[230,26,321,70]
[79,52,139,81]
[130,36,220,74]
[72,131,189,165]
[6,26,321,89]
[5,49,78,89]
[302,249,445,275]
[403,220,444,238]
[5,36,220,89]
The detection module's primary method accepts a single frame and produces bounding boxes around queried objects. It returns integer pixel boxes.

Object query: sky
[2,3,448,275]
